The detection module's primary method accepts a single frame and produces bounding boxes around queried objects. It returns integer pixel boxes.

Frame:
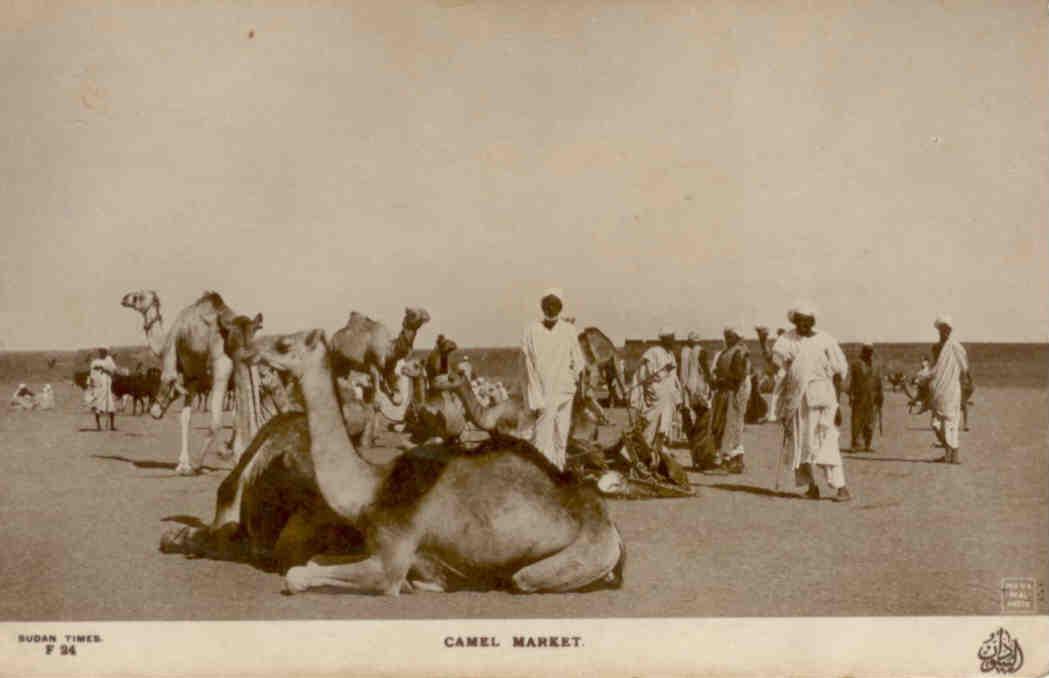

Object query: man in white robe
[632,328,683,457]
[772,302,852,501]
[522,288,585,471]
[920,315,970,464]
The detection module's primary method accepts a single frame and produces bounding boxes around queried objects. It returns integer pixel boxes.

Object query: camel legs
[511,525,623,593]
[199,358,234,466]
[284,534,416,596]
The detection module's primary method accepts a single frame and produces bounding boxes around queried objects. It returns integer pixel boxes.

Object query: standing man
[919,315,970,464]
[632,328,683,464]
[848,344,884,452]
[522,288,585,471]
[678,331,709,433]
[711,325,751,473]
[772,302,852,501]
[87,348,123,431]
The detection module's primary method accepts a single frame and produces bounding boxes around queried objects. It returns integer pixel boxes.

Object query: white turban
[542,287,564,302]
[934,314,953,329]
[723,323,742,337]
[788,300,817,323]
[658,327,675,338]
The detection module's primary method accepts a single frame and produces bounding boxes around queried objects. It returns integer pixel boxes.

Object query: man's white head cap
[723,323,742,337]
[934,314,953,330]
[542,288,564,302]
[788,300,817,323]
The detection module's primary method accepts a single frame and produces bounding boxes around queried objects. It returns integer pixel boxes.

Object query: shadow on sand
[706,483,813,500]
[842,453,946,464]
[91,454,226,473]
[160,515,207,528]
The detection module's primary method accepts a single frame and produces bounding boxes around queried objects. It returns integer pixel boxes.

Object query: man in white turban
[771,302,852,501]
[522,288,585,470]
[918,315,970,464]
[632,327,683,462]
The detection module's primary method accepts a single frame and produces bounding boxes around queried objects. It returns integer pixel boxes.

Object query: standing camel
[578,327,627,406]
[121,290,263,475]
[249,329,625,595]
[329,308,430,402]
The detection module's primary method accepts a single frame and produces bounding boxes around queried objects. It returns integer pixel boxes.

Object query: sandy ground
[1,381,1046,621]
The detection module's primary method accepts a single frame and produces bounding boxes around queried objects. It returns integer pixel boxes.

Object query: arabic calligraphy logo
[978,628,1024,674]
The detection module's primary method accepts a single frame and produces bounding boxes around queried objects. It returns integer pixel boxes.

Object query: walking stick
[878,403,883,437]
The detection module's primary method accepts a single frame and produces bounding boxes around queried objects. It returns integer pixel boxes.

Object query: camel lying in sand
[436,370,609,443]
[248,329,624,595]
[159,321,385,572]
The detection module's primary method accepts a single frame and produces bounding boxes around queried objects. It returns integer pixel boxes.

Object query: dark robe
[849,359,884,449]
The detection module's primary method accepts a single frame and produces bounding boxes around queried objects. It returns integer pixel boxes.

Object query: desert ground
[1,375,1046,621]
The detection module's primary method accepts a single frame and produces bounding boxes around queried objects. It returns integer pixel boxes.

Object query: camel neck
[298,349,381,522]
[391,325,418,363]
[143,306,165,357]
[454,380,491,429]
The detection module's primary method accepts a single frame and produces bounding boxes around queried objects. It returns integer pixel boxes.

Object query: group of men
[519,287,971,500]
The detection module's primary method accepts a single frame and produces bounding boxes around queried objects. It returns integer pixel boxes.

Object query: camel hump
[197,290,226,308]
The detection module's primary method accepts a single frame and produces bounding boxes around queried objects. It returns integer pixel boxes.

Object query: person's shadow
[91,454,226,472]
[706,483,812,500]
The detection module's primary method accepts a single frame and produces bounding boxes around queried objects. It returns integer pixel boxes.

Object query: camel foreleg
[284,531,416,596]
[175,402,195,476]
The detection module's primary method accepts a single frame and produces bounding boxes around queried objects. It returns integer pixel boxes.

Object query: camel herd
[113,289,626,595]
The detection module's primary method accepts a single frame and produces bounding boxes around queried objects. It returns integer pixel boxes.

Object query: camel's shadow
[91,454,226,472]
[160,515,207,528]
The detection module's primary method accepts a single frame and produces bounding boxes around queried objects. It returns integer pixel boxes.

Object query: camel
[402,361,469,444]
[248,328,625,595]
[437,369,609,444]
[121,290,263,475]
[578,327,627,406]
[329,308,430,403]
[424,334,458,396]
[159,321,376,572]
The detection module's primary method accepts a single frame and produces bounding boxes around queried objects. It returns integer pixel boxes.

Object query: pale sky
[1,1,1046,351]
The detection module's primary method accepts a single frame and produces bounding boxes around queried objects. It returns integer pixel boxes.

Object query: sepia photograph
[1,1,1046,675]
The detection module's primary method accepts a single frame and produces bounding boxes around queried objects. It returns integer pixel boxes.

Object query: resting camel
[437,370,609,443]
[329,308,430,403]
[578,327,627,406]
[159,319,376,572]
[121,290,263,475]
[250,328,625,595]
[402,361,468,444]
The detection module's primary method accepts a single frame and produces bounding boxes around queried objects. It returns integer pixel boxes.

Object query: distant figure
[919,315,970,464]
[10,383,35,410]
[631,327,683,466]
[772,302,851,502]
[711,325,750,473]
[457,355,474,382]
[36,384,55,410]
[522,288,585,471]
[849,344,883,452]
[87,348,124,431]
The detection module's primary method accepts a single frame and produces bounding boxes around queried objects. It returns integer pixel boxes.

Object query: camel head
[437,335,458,354]
[218,313,264,364]
[403,307,431,331]
[121,290,160,315]
[249,329,328,379]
